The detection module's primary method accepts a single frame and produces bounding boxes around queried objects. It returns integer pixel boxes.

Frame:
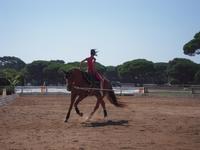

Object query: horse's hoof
[85,116,91,122]
[85,118,90,122]
[80,113,83,117]
[64,119,68,123]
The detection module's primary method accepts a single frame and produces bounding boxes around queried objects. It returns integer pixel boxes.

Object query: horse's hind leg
[100,99,107,117]
[74,94,87,117]
[95,94,107,117]
[65,93,77,122]
[87,100,100,121]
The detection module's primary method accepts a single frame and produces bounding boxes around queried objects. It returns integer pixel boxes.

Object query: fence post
[139,87,144,94]
[2,88,6,97]
[144,87,148,93]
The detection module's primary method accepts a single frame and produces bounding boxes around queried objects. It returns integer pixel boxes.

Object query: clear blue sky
[0,0,200,66]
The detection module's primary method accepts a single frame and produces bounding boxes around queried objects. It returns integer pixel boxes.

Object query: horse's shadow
[82,119,129,127]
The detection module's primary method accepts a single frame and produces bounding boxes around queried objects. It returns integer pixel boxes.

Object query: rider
[80,49,104,95]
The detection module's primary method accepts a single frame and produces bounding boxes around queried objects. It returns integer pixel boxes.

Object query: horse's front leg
[65,93,77,122]
[74,94,87,117]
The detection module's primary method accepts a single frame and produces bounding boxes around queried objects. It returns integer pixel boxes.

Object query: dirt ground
[0,95,200,150]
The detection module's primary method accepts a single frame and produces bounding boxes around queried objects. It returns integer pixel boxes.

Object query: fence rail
[14,86,145,96]
[1,85,200,97]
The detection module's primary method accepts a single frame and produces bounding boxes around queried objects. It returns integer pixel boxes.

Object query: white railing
[3,85,200,97]
[15,86,143,95]
[15,86,69,95]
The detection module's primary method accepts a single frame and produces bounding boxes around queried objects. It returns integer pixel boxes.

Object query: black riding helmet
[90,49,98,56]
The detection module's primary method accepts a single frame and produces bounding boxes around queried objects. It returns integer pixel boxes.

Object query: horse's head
[63,70,73,91]
[63,68,82,91]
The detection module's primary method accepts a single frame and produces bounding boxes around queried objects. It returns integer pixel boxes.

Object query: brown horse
[64,68,124,122]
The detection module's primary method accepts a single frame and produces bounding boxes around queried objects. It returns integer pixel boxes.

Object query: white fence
[2,85,200,98]
[15,86,69,94]
[15,86,144,96]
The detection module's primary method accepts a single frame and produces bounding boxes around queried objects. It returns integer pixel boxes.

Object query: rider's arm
[80,58,87,70]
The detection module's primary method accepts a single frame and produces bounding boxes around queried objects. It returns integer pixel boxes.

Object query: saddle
[81,71,100,88]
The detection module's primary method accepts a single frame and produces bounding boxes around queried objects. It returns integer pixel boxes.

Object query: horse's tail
[107,90,125,107]
[105,80,125,107]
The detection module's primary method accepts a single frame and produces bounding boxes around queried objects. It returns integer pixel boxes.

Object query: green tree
[60,61,106,73]
[104,66,119,81]
[0,77,10,86]
[43,62,65,85]
[167,58,199,84]
[194,70,200,84]
[183,32,200,56]
[153,63,168,84]
[118,59,154,85]
[0,77,10,95]
[0,56,25,71]
[25,61,49,85]
[59,62,81,72]
[2,69,22,86]
[95,62,106,74]
[49,60,65,64]
[1,68,23,94]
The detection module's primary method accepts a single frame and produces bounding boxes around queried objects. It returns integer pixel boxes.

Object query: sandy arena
[0,95,200,150]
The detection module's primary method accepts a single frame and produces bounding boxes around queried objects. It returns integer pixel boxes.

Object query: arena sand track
[0,95,200,150]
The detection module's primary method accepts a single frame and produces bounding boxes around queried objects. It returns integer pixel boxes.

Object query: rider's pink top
[86,56,96,74]
[86,56,102,81]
